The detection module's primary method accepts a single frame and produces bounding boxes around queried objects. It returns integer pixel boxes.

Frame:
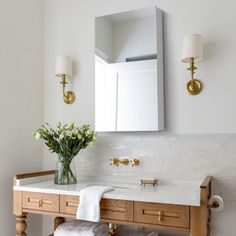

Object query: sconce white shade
[182,34,203,63]
[55,55,72,77]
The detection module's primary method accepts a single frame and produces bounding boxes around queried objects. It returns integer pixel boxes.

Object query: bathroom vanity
[13,171,212,236]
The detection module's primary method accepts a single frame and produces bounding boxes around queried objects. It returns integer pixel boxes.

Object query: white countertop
[14,176,201,206]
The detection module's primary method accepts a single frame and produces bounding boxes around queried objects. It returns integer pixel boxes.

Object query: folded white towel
[54,221,109,236]
[77,186,114,222]
[54,221,96,236]
[116,225,159,236]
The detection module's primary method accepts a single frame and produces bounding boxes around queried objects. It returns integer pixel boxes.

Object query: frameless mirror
[95,6,164,132]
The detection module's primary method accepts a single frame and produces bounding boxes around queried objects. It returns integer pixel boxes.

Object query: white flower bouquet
[34,122,96,185]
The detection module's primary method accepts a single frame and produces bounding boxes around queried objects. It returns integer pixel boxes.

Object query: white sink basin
[86,183,137,190]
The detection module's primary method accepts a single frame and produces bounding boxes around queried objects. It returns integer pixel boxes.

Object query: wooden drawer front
[60,195,133,221]
[60,195,80,215]
[134,202,189,228]
[101,199,133,222]
[23,192,59,213]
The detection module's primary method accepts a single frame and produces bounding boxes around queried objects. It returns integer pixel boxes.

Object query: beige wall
[0,0,44,235]
[43,0,236,134]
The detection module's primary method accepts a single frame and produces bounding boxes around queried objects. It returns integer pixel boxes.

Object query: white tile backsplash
[44,133,236,235]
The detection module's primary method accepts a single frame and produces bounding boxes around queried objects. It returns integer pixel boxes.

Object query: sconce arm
[59,74,75,104]
[60,75,68,95]
[186,57,202,95]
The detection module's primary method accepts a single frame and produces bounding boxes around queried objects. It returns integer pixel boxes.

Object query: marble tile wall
[51,133,236,236]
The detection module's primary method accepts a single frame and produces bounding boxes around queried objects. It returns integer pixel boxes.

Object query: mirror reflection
[95,7,164,132]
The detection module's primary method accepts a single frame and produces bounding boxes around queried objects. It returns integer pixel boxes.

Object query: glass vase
[54,158,77,185]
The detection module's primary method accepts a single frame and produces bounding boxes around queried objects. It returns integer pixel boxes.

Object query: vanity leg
[190,186,209,236]
[190,206,201,236]
[16,215,27,236]
[54,217,65,231]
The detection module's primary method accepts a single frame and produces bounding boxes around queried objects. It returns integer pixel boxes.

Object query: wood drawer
[23,192,59,213]
[134,202,189,228]
[60,195,80,215]
[60,195,133,221]
[100,199,133,221]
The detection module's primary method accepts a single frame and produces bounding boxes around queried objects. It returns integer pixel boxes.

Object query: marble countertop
[14,176,201,206]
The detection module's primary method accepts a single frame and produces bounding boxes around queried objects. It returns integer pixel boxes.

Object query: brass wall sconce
[182,34,204,95]
[55,55,76,104]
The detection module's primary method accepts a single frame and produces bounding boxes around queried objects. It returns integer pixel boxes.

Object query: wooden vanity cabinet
[13,172,212,236]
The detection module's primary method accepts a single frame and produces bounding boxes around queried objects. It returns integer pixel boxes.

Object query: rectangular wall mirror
[95,6,164,132]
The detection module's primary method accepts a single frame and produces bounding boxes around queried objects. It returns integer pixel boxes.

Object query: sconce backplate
[64,91,76,104]
[186,79,202,95]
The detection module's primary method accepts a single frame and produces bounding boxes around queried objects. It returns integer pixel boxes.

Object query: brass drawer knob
[38,199,43,208]
[158,211,164,222]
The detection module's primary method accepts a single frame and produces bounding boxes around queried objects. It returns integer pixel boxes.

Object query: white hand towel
[77,186,114,222]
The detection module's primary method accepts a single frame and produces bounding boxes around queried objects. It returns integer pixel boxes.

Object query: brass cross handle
[130,158,140,167]
[110,158,120,167]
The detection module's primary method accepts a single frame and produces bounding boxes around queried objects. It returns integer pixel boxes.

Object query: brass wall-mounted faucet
[110,158,140,167]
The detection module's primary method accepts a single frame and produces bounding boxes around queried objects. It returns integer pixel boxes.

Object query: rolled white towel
[54,221,109,236]
[116,225,159,236]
